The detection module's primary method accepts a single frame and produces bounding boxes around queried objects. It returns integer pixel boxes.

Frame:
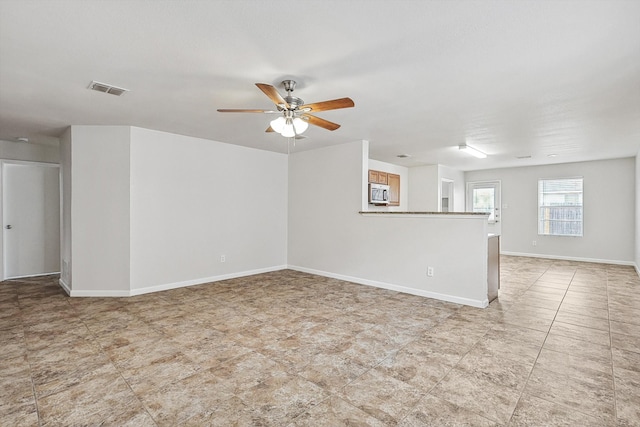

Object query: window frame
[537,177,584,237]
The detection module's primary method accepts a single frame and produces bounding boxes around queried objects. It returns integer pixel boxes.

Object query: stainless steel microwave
[369,183,390,204]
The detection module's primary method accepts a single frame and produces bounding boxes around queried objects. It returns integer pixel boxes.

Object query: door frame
[466,180,502,235]
[0,159,61,280]
[440,178,454,212]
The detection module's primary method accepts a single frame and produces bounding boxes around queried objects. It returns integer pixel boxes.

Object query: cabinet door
[388,173,400,206]
[368,170,378,183]
[377,171,388,185]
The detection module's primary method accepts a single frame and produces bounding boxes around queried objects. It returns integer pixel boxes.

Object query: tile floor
[1,256,639,426]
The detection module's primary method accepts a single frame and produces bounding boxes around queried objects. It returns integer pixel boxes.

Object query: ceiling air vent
[88,80,129,96]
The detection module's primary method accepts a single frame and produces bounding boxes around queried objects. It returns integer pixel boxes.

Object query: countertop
[359,211,488,216]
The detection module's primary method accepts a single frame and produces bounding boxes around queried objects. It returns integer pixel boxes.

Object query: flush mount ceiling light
[458,143,487,159]
[88,80,129,96]
[218,80,354,138]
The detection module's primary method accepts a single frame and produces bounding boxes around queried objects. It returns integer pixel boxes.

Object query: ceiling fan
[217,80,354,138]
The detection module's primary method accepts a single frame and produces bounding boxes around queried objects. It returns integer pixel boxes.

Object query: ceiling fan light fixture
[281,120,296,138]
[270,117,286,133]
[292,117,308,134]
[459,143,487,159]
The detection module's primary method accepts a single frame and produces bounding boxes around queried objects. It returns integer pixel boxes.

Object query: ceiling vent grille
[88,80,129,96]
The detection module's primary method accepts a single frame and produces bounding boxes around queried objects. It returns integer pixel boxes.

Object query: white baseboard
[129,265,287,296]
[288,265,488,308]
[5,271,61,280]
[58,278,71,296]
[501,251,636,267]
[70,288,130,297]
[64,265,288,297]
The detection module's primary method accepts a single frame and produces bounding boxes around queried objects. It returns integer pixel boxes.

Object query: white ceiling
[1,0,639,171]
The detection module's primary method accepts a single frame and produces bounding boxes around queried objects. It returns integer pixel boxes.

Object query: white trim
[129,265,287,296]
[70,289,130,297]
[58,278,71,295]
[501,251,636,266]
[288,265,488,308]
[5,271,60,280]
[63,265,288,297]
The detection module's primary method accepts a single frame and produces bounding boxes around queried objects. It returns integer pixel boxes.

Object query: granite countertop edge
[358,211,489,216]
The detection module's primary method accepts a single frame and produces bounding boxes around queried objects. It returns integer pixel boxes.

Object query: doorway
[1,161,60,279]
[440,178,454,212]
[466,180,501,235]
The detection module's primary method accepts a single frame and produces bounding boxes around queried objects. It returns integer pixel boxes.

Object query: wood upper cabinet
[368,169,400,206]
[387,173,400,206]
[368,170,388,185]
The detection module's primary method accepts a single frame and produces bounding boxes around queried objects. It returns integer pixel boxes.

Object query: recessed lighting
[516,155,532,159]
[396,154,412,158]
[547,154,558,158]
[16,137,29,143]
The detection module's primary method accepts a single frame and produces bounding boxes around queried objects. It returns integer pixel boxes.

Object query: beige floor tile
[2,264,639,425]
[524,366,616,423]
[290,396,387,426]
[548,321,611,346]
[610,320,640,337]
[298,352,369,394]
[534,348,613,387]
[558,301,609,319]
[0,402,39,427]
[374,343,456,390]
[398,394,499,426]
[553,310,610,331]
[430,367,521,424]
[455,345,535,391]
[483,323,547,346]
[37,373,140,426]
[543,332,612,365]
[338,368,423,424]
[472,334,542,365]
[612,332,640,354]
[613,347,640,373]
[509,393,610,426]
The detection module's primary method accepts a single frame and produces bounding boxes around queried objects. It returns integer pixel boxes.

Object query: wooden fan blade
[302,114,341,131]
[300,97,354,113]
[255,83,290,109]
[265,126,275,132]
[217,109,275,113]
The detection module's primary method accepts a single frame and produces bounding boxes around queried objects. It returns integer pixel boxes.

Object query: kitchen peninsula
[357,210,498,307]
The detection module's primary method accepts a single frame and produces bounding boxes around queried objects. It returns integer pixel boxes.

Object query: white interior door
[2,162,60,279]
[467,181,501,235]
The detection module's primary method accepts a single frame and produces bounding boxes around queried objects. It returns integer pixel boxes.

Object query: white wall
[0,139,59,164]
[60,129,72,289]
[465,158,635,264]
[288,141,490,307]
[408,165,439,211]
[636,152,640,273]
[129,127,288,292]
[439,164,465,212]
[70,126,131,294]
[61,126,288,296]
[407,164,465,212]
[368,159,409,211]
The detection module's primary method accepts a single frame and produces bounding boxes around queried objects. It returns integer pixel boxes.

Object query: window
[538,178,583,236]
[472,187,495,220]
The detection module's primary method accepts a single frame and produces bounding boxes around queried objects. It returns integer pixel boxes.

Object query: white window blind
[538,178,583,237]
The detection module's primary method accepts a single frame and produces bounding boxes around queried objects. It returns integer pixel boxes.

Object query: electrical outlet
[427,267,434,277]
[220,255,226,263]
[532,241,537,246]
